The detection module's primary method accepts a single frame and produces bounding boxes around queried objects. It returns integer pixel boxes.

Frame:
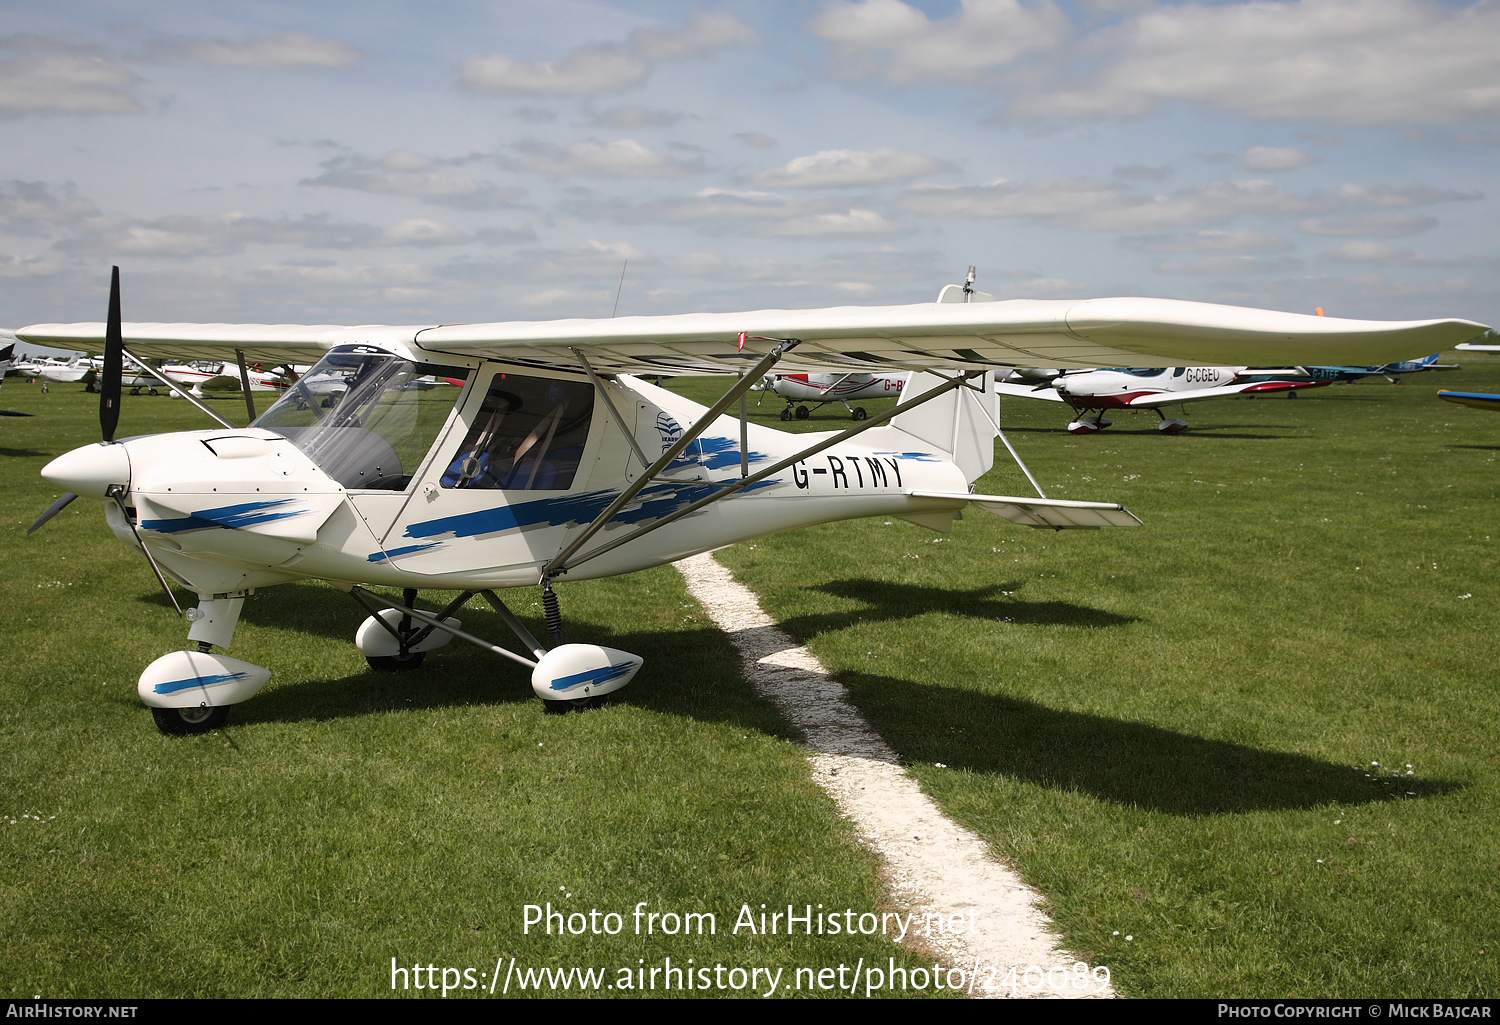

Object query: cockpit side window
[443,373,595,491]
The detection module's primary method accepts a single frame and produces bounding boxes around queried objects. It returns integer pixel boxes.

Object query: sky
[2,0,1498,336]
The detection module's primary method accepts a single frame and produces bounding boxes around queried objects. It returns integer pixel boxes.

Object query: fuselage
[45,349,972,600]
[768,372,907,403]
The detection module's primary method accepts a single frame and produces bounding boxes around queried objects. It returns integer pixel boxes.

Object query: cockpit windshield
[254,347,470,490]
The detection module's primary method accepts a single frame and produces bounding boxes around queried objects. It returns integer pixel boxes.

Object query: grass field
[699,364,1500,998]
[2,360,1497,998]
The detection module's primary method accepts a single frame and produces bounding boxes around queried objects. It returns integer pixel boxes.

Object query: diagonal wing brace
[548,368,988,576]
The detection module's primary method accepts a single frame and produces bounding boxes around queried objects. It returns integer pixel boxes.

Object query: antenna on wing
[963,265,977,302]
[611,259,628,318]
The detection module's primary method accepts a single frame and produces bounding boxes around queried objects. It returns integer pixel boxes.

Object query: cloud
[1114,164,1170,181]
[628,10,760,60]
[54,211,485,258]
[173,32,363,70]
[1299,212,1438,237]
[1002,0,1500,125]
[1128,229,1293,253]
[461,47,651,96]
[1323,240,1413,262]
[584,105,681,129]
[900,177,1312,231]
[750,148,950,188]
[808,0,1070,85]
[578,187,835,229]
[1244,146,1312,171]
[0,53,141,119]
[735,132,777,149]
[380,218,470,247]
[461,10,757,97]
[1331,183,1481,208]
[0,180,99,235]
[504,138,693,178]
[758,209,900,236]
[1154,254,1303,274]
[302,151,526,209]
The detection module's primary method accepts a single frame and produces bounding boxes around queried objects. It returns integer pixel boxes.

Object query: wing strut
[570,347,651,471]
[121,350,238,429]
[549,368,986,576]
[973,394,1046,499]
[234,349,257,423]
[544,338,800,578]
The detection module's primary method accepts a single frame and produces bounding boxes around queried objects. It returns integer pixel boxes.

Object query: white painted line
[676,552,1113,999]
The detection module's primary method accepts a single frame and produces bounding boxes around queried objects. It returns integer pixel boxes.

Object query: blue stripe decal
[548,660,637,691]
[142,499,305,534]
[665,436,767,473]
[368,542,445,563]
[872,451,941,462]
[402,478,782,542]
[153,671,249,695]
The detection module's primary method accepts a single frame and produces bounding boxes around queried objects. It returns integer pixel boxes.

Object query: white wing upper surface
[17,297,1488,375]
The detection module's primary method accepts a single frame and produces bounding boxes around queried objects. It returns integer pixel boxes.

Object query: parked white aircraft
[994,366,1330,434]
[20,270,1484,734]
[761,371,908,420]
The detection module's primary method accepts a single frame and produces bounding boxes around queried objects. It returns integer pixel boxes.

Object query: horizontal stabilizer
[907,490,1142,529]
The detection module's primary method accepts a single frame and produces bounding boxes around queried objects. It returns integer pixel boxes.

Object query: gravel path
[676,553,1113,999]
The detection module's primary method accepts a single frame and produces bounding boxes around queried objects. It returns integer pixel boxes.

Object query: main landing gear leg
[351,587,472,671]
[139,593,269,736]
[346,584,643,715]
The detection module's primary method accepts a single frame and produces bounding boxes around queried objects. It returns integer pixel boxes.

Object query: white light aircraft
[20,269,1485,734]
[760,371,908,421]
[160,360,297,400]
[994,366,1331,434]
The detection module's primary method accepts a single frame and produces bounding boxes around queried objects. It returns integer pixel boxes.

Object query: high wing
[1438,390,1500,412]
[17,296,1488,376]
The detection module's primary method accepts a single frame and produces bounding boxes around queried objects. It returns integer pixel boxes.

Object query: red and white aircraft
[160,361,295,399]
[760,371,907,421]
[994,366,1329,434]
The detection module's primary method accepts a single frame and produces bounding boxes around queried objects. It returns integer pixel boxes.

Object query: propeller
[100,266,123,442]
[27,266,126,534]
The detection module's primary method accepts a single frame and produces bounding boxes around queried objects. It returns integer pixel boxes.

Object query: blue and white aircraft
[20,271,1486,733]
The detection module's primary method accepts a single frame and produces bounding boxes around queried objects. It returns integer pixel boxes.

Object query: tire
[153,705,230,736]
[779,408,793,421]
[367,650,427,672]
[795,406,810,420]
[542,695,607,714]
[852,407,867,421]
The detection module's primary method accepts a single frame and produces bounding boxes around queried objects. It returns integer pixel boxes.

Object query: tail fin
[889,371,999,485]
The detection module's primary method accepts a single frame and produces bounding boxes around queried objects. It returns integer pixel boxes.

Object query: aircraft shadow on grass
[786,579,1136,632]
[134,585,1464,814]
[836,670,1463,815]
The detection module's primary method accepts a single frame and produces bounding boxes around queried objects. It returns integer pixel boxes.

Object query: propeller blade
[100,266,123,443]
[27,492,78,535]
